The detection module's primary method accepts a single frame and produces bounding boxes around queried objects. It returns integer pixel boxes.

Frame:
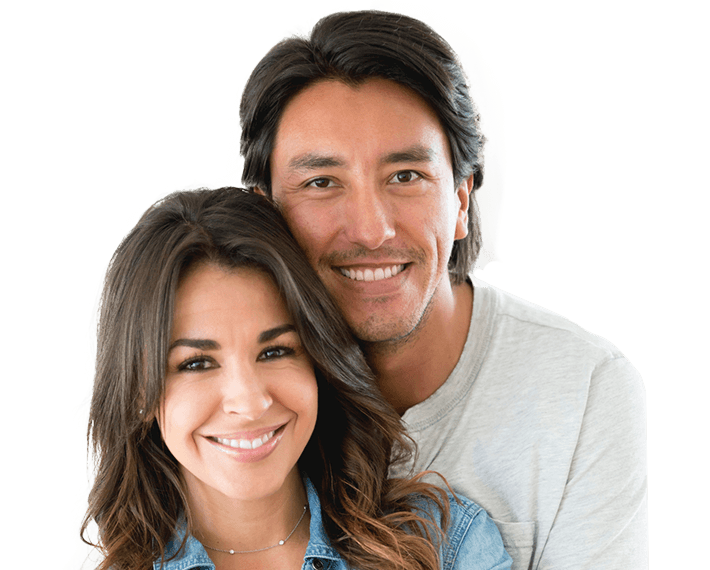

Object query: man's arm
[539,356,648,569]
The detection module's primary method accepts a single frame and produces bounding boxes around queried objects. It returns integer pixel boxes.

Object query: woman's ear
[139,406,156,423]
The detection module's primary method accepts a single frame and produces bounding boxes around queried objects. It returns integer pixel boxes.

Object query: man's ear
[454,174,474,240]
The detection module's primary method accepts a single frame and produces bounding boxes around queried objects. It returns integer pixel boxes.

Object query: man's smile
[338,263,407,282]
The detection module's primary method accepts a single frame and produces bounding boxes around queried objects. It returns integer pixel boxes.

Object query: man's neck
[364,280,473,415]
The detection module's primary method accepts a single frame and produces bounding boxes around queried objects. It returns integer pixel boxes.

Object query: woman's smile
[205,423,289,463]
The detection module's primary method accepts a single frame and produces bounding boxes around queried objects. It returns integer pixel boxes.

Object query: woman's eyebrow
[168,339,220,352]
[167,326,296,350]
[258,324,297,343]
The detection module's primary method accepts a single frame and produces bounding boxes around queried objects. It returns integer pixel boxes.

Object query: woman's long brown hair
[82,188,451,570]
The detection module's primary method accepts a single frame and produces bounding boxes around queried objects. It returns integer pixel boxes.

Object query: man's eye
[390,170,421,184]
[306,177,334,189]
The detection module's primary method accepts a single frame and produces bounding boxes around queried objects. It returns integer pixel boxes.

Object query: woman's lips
[211,429,276,450]
[206,424,287,461]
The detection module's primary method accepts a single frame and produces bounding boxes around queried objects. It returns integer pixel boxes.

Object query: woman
[81,188,510,570]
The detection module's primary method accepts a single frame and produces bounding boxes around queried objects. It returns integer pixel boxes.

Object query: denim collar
[302,477,340,565]
[154,476,341,570]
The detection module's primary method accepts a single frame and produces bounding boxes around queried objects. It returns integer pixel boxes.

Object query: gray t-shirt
[391,279,647,569]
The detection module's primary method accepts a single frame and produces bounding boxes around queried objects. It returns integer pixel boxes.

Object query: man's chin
[348,316,422,351]
[344,291,437,353]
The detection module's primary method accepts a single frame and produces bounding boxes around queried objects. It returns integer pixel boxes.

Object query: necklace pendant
[279,540,285,545]
[229,550,235,555]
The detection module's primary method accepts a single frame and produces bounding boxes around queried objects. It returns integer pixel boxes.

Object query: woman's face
[159,263,318,503]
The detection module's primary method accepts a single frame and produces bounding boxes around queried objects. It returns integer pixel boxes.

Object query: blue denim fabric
[154,478,511,570]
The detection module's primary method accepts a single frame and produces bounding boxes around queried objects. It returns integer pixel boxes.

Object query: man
[239,10,647,569]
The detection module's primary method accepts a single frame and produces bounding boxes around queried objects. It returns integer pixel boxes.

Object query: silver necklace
[201,505,308,555]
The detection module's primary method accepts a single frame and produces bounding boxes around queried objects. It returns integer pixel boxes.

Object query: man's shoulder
[473,278,625,362]
[400,277,642,431]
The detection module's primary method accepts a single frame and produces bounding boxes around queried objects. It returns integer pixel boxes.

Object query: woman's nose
[220,366,273,420]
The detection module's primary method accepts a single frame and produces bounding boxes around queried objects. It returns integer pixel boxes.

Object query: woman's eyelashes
[177,354,217,372]
[258,344,298,361]
[174,343,301,371]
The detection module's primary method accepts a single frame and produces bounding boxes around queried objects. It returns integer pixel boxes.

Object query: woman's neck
[184,468,310,569]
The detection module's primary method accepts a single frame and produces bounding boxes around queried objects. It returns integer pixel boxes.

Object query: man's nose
[343,185,396,249]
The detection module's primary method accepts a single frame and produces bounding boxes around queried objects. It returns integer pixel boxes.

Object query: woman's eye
[390,170,421,184]
[259,346,295,361]
[177,357,215,372]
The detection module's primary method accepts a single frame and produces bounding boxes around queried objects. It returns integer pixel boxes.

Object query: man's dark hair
[240,10,485,284]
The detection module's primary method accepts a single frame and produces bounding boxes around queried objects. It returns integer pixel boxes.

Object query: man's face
[268,78,471,343]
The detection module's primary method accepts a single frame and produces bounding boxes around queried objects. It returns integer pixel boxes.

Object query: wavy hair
[240,10,485,284]
[81,188,450,570]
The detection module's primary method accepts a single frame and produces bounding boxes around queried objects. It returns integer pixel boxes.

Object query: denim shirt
[154,478,511,570]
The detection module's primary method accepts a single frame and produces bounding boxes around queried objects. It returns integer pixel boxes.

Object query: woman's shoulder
[412,492,512,570]
[408,491,490,535]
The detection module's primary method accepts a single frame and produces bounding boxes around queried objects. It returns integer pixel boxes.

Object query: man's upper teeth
[340,264,404,281]
[215,430,274,450]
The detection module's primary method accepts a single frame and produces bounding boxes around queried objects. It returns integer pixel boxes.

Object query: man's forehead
[272,79,451,171]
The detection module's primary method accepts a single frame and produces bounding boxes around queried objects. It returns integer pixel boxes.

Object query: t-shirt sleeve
[538,356,648,568]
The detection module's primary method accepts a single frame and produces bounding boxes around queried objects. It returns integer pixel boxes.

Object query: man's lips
[323,245,422,283]
[338,263,406,282]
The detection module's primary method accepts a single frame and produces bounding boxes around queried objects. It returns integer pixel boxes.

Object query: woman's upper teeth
[215,430,275,450]
[340,264,404,282]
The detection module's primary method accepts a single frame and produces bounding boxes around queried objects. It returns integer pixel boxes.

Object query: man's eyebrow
[287,147,434,171]
[168,339,220,351]
[258,324,297,343]
[381,145,435,165]
[288,153,344,171]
